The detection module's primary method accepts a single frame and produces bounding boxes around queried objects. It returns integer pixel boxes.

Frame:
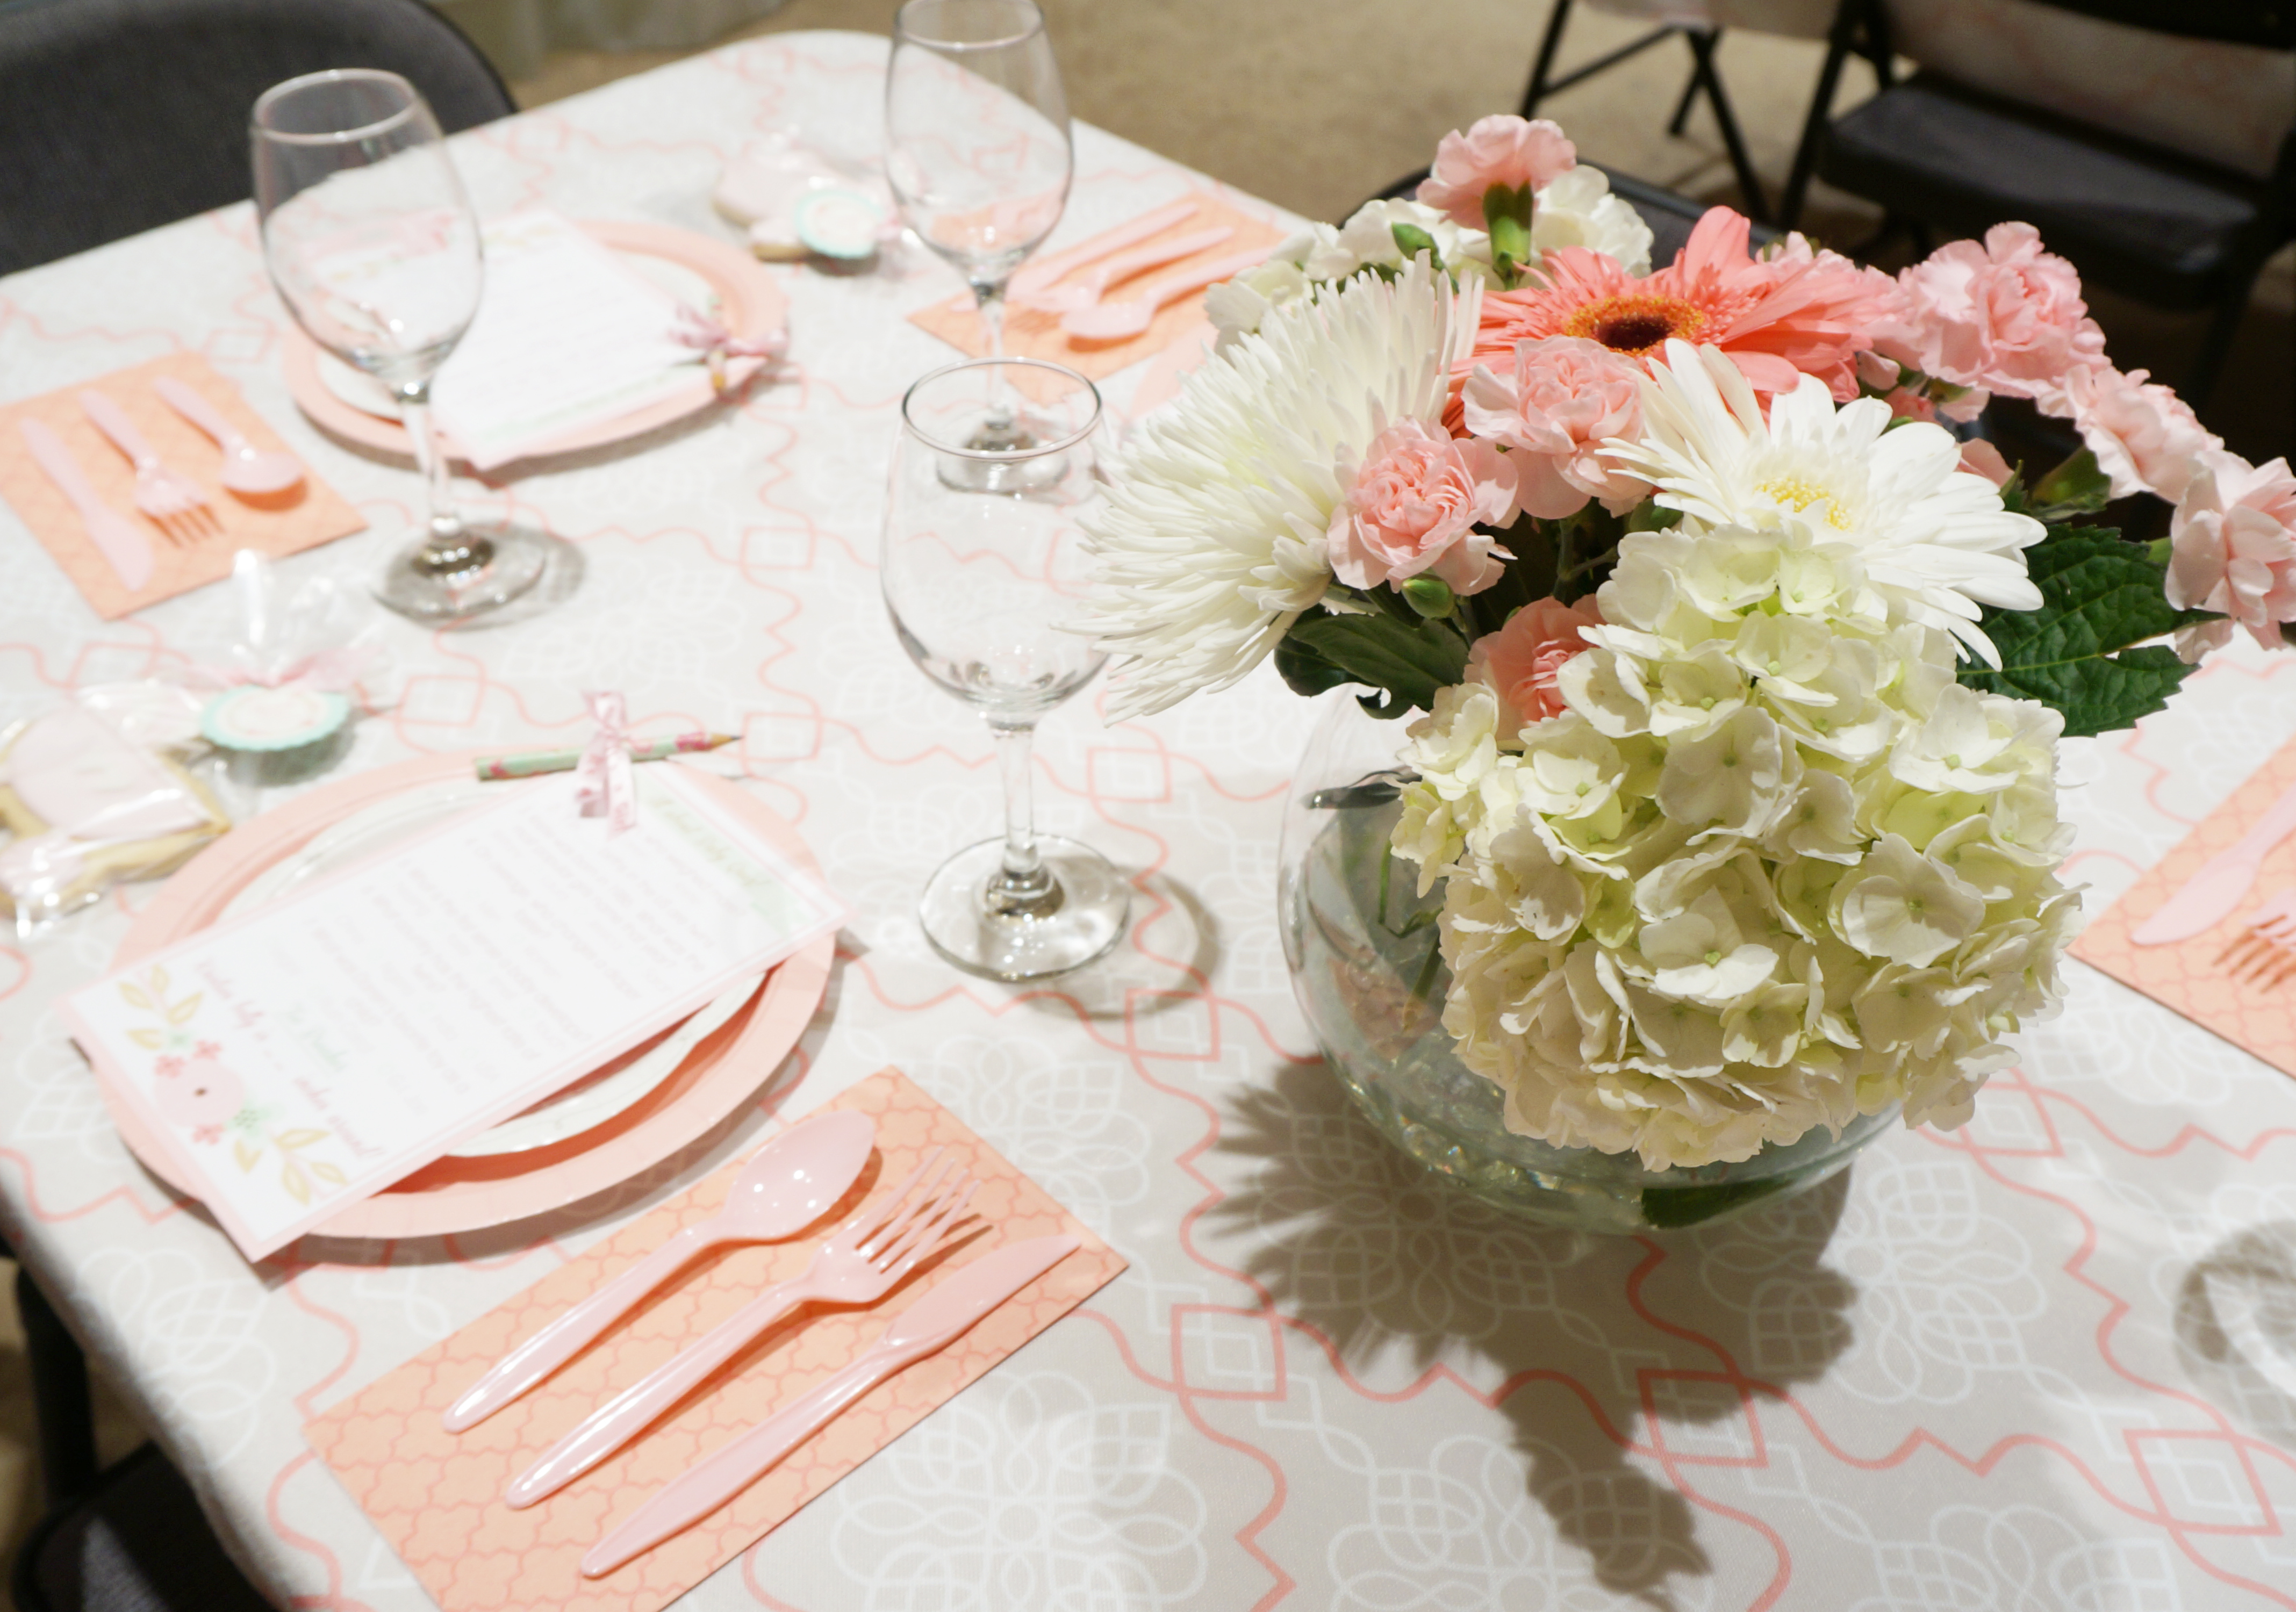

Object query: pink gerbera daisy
[1466,208,1891,402]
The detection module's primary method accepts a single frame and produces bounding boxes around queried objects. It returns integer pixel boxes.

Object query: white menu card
[429,210,705,470]
[64,767,846,1260]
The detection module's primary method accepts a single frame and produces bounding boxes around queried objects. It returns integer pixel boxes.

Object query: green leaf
[1281,609,1470,718]
[2030,448,2112,516]
[1958,529,2207,736]
[1274,627,1358,701]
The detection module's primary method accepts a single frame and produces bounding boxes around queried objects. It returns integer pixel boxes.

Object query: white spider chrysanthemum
[1605,340,2045,665]
[1080,257,1481,718]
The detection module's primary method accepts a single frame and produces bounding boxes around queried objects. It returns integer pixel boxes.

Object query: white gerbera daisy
[1079,257,1481,718]
[1605,340,2044,665]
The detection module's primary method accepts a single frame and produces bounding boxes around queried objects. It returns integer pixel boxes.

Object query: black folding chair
[1519,0,1859,225]
[1778,0,2296,409]
[4,1239,273,1611]
[0,0,514,276]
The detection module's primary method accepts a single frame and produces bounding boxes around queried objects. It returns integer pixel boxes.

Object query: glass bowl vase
[1276,692,1897,1234]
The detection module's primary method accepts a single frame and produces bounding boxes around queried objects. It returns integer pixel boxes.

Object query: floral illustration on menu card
[116,967,346,1206]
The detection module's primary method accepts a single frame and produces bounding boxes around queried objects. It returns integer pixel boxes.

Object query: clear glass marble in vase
[1277,691,1897,1234]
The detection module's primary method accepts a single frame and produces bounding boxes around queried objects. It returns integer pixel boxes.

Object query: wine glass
[252,69,548,623]
[885,0,1071,460]
[882,358,1129,980]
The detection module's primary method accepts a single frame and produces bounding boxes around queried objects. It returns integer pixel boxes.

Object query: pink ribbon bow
[576,691,638,836]
[672,305,790,393]
[183,647,375,695]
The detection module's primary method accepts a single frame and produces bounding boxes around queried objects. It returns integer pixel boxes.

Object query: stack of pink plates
[103,754,834,1241]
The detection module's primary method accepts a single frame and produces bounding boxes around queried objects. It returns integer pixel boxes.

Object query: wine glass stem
[986,717,1055,913]
[972,279,1007,362]
[972,282,1018,433]
[395,382,490,578]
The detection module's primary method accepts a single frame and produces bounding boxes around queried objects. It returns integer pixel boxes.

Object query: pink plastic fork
[2221,888,2296,986]
[503,1149,980,1508]
[77,389,213,537]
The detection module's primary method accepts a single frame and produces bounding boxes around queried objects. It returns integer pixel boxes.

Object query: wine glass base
[919,836,1131,982]
[374,522,551,624]
[934,410,1070,493]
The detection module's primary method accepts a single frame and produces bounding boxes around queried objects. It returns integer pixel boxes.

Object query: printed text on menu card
[63,768,846,1260]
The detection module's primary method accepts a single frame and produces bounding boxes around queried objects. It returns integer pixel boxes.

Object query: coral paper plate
[102,754,834,1243]
[279,220,788,466]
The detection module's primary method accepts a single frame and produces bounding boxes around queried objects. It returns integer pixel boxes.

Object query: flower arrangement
[1081,114,2296,1171]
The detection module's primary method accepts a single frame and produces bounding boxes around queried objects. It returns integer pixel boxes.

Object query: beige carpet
[0,0,2286,1591]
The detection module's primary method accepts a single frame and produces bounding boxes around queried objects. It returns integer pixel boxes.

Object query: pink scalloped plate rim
[104,754,834,1243]
[279,220,789,466]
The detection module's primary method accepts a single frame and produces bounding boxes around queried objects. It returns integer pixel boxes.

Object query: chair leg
[1685,30,1770,224]
[1520,0,1574,119]
[1666,64,1702,137]
[2184,285,2255,413]
[1780,0,1867,233]
[16,1263,99,1509]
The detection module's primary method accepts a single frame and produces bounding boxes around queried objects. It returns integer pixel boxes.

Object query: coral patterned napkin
[2074,730,2296,1078]
[0,352,365,620]
[305,1067,1125,1612]
[907,192,1286,382]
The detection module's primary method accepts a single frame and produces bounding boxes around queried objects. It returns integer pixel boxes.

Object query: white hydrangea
[1391,524,2078,1170]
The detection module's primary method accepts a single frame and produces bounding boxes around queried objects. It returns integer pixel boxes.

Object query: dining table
[4,28,2296,1611]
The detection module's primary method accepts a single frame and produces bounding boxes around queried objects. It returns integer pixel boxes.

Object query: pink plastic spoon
[442,1109,876,1433]
[1016,225,1235,314]
[1007,199,1198,303]
[1059,246,1274,342]
[153,377,305,496]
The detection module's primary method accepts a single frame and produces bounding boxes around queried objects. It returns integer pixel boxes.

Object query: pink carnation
[1460,337,1648,518]
[1468,595,1604,729]
[1957,439,2015,489]
[2167,453,2296,649]
[1879,222,2107,400]
[1417,115,1576,228]
[2060,365,2222,503]
[1329,422,1518,595]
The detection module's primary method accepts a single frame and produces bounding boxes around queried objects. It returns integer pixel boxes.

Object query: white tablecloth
[4,30,2296,1611]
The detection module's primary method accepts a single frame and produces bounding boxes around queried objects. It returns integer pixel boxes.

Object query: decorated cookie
[0,702,230,926]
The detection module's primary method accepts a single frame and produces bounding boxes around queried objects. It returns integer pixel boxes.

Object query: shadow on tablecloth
[1205,1058,1859,1609]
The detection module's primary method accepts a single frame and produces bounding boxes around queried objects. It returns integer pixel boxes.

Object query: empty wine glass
[252,69,548,623]
[885,0,1071,462]
[882,358,1129,980]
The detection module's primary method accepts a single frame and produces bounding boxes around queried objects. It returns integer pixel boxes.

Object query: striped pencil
[474,731,738,781]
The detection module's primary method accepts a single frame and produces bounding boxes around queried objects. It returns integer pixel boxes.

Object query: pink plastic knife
[579,1233,1079,1578]
[2133,778,2296,945]
[18,420,154,591]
